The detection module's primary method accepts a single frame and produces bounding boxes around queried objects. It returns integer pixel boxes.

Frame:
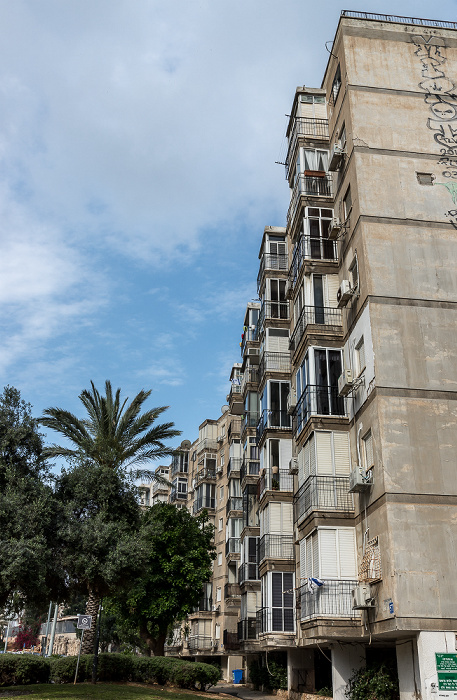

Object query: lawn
[0,684,217,700]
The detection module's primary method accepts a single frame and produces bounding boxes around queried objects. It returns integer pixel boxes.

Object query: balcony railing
[289,235,338,288]
[259,352,291,377]
[258,468,294,496]
[257,410,291,442]
[241,368,259,394]
[238,617,257,641]
[257,253,288,291]
[224,582,241,599]
[226,538,241,555]
[299,579,359,620]
[228,418,242,439]
[195,466,216,484]
[289,306,342,353]
[197,438,218,452]
[294,475,353,522]
[226,496,243,514]
[257,606,295,634]
[340,9,457,29]
[193,497,215,514]
[238,562,259,584]
[285,118,330,179]
[223,629,240,650]
[295,385,347,434]
[259,534,294,561]
[187,635,213,651]
[169,490,187,503]
[240,459,260,481]
[287,175,332,226]
[227,458,241,478]
[260,301,290,324]
[241,327,258,356]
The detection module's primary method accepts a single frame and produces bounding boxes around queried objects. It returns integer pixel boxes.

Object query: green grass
[0,685,213,700]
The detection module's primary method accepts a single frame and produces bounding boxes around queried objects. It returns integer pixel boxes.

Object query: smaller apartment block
[147,12,457,700]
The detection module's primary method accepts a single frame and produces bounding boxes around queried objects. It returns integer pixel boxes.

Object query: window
[262,572,294,632]
[218,518,223,531]
[302,148,329,174]
[304,207,335,260]
[218,552,222,566]
[349,255,359,289]
[417,172,435,186]
[216,587,222,602]
[332,64,342,103]
[343,185,352,220]
[300,527,357,580]
[362,430,374,470]
[215,623,221,639]
[299,430,351,484]
[219,485,224,501]
[355,337,366,375]
[220,453,225,467]
[339,123,347,150]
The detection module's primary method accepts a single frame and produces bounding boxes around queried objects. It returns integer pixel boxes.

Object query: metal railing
[289,306,342,353]
[295,385,347,434]
[241,327,258,355]
[287,175,332,226]
[341,9,457,29]
[257,410,291,441]
[169,490,187,503]
[289,234,337,286]
[187,635,213,651]
[229,382,242,396]
[238,617,257,641]
[226,538,241,555]
[299,579,359,619]
[226,496,243,514]
[195,465,216,484]
[286,118,329,179]
[241,368,259,393]
[257,253,288,290]
[294,475,353,522]
[259,351,291,377]
[192,497,216,514]
[258,468,294,495]
[197,438,218,452]
[259,534,294,561]
[260,300,290,323]
[223,629,240,650]
[227,458,241,478]
[224,582,241,599]
[238,562,259,584]
[257,607,295,634]
[240,459,260,481]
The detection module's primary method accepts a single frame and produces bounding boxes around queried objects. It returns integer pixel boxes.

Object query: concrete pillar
[416,631,457,700]
[287,648,314,692]
[331,644,365,700]
[396,640,420,700]
[227,654,244,683]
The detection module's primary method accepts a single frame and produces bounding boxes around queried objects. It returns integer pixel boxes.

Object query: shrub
[0,654,50,686]
[249,659,287,690]
[97,653,135,682]
[50,654,91,683]
[13,626,39,650]
[346,664,399,700]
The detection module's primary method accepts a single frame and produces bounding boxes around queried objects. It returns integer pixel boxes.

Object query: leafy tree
[39,380,180,653]
[111,503,216,656]
[346,663,399,700]
[0,386,62,613]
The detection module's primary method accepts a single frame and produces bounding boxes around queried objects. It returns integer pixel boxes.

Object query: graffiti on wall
[412,34,457,227]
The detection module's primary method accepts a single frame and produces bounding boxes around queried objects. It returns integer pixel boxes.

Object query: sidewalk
[215,682,276,700]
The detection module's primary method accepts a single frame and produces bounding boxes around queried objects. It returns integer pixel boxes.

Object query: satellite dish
[221,405,229,414]
[180,440,191,449]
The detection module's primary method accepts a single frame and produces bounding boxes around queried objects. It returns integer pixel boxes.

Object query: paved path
[215,682,276,700]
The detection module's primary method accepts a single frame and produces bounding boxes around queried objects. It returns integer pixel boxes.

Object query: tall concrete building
[160,11,457,700]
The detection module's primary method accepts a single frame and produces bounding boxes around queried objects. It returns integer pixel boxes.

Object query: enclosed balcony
[238,617,257,641]
[224,582,241,599]
[299,579,359,620]
[294,386,347,435]
[227,458,241,479]
[241,369,259,396]
[238,562,259,584]
[259,352,291,378]
[257,410,291,442]
[260,300,290,324]
[240,458,260,481]
[226,537,241,555]
[289,306,342,353]
[226,496,243,515]
[171,452,189,476]
[193,496,215,514]
[285,117,330,180]
[258,468,293,496]
[259,534,294,562]
[257,607,295,634]
[257,253,288,291]
[169,490,187,504]
[187,635,213,651]
[293,475,353,523]
[223,629,240,650]
[195,463,216,485]
[287,175,332,228]
[241,411,260,435]
[289,236,337,291]
[241,326,259,356]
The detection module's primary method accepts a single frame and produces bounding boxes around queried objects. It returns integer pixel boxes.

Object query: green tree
[111,503,215,656]
[39,380,180,653]
[0,386,62,613]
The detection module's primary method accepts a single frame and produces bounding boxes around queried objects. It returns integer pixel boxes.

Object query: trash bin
[233,669,243,684]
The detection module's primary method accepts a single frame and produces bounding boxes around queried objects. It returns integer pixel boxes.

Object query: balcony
[238,562,259,584]
[259,352,291,378]
[238,617,257,641]
[240,459,260,482]
[225,538,241,555]
[294,475,354,523]
[299,579,359,620]
[289,306,342,353]
[224,582,241,599]
[241,327,259,356]
[227,458,241,479]
[285,118,329,180]
[294,386,347,435]
[242,412,260,435]
[198,438,218,452]
[169,490,187,503]
[258,534,294,562]
[289,235,337,290]
[193,497,216,514]
[226,496,243,515]
[241,369,259,395]
[193,595,212,613]
[260,300,290,325]
[257,607,295,634]
[228,418,242,441]
[223,629,240,650]
[171,453,189,477]
[287,175,332,228]
[257,253,288,292]
[187,635,213,651]
[257,410,291,442]
[258,468,293,496]
[195,465,216,485]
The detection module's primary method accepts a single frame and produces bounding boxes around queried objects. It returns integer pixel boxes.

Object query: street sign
[77,615,92,630]
[436,654,457,691]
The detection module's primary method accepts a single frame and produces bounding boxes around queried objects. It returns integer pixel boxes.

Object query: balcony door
[314,348,343,415]
[267,279,287,319]
[307,207,335,260]
[269,381,290,428]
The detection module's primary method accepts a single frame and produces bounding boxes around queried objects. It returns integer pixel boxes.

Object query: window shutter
[334,432,351,475]
[298,447,305,486]
[306,535,313,579]
[325,275,340,309]
[282,502,293,534]
[247,591,257,612]
[319,529,338,578]
[337,529,357,579]
[303,440,310,480]
[309,434,316,475]
[364,431,374,469]
[316,431,333,475]
[269,503,282,534]
[215,623,221,639]
[312,531,319,578]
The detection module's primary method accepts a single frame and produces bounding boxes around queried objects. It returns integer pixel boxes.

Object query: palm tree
[39,380,181,653]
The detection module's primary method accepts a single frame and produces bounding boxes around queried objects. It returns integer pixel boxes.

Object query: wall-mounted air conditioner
[217,434,224,443]
[289,457,298,475]
[338,369,353,397]
[352,584,376,609]
[337,280,353,308]
[349,467,373,493]
[328,217,342,240]
[286,390,297,414]
[329,144,345,171]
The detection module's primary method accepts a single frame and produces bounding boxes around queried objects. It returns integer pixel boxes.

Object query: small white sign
[77,615,92,630]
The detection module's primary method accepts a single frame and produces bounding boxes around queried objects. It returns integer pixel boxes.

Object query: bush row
[0,652,221,690]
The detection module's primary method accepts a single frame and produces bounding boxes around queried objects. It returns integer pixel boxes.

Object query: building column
[416,631,457,700]
[287,647,314,693]
[331,644,365,700]
[396,640,420,700]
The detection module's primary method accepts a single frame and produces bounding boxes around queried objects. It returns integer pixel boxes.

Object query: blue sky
[1,0,456,454]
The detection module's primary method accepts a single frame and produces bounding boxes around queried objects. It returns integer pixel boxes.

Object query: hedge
[0,652,220,689]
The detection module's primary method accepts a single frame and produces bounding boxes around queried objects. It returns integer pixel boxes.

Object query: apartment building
[160,11,457,700]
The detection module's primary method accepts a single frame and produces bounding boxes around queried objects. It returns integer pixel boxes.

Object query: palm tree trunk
[81,590,100,654]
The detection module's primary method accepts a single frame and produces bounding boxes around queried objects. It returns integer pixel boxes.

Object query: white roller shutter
[316,432,333,475]
[269,503,282,534]
[283,502,293,534]
[300,538,307,581]
[334,432,351,475]
[247,591,258,613]
[303,439,310,479]
[298,447,305,486]
[319,529,338,578]
[312,532,320,578]
[337,529,357,579]
[309,434,316,475]
[325,275,340,309]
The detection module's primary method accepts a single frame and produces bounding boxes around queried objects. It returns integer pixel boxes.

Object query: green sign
[436,654,457,691]
[438,673,457,691]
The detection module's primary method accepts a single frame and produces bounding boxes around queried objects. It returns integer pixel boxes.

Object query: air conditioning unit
[248,348,259,356]
[289,457,298,475]
[349,467,373,493]
[328,217,342,240]
[217,434,224,443]
[337,280,353,308]
[338,369,353,397]
[352,584,376,609]
[329,144,345,171]
[285,279,294,300]
[287,390,297,414]
[212,604,221,613]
